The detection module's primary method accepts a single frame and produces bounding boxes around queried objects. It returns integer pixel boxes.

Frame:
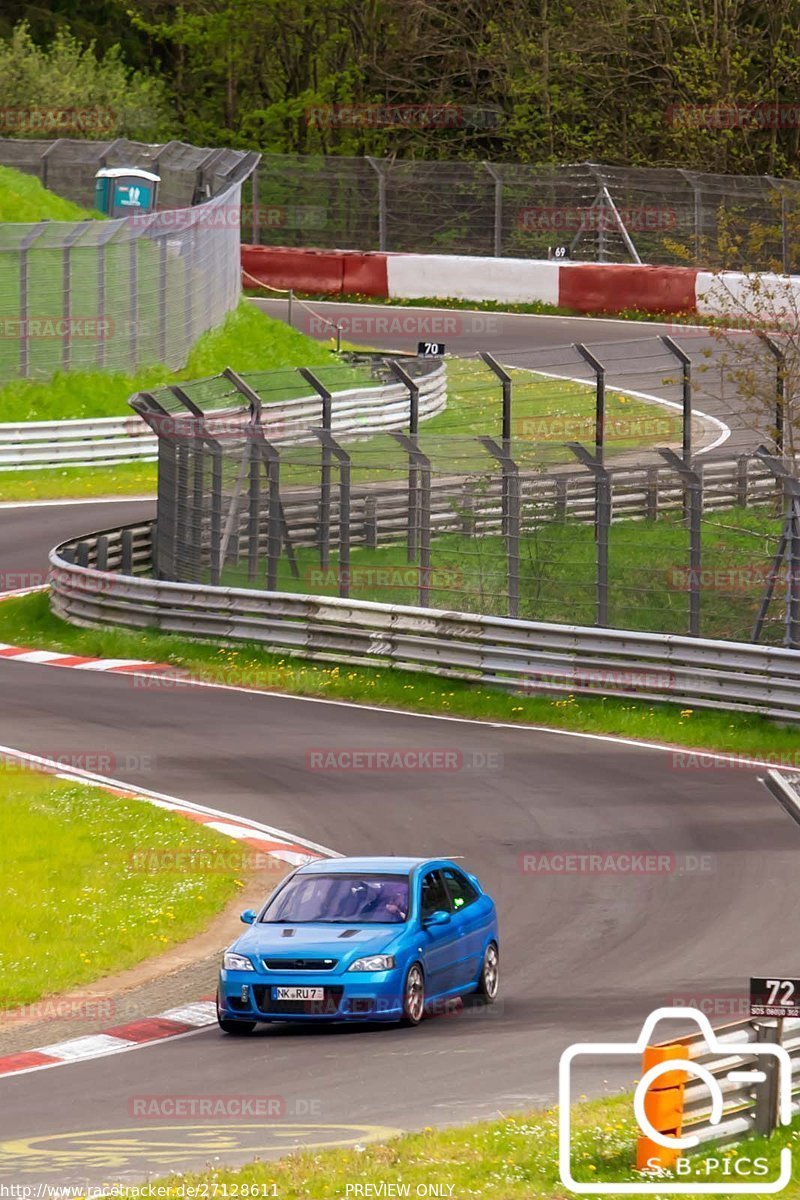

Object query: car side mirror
[240,909,257,924]
[423,909,451,928]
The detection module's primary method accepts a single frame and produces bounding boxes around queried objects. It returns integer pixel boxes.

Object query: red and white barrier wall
[241,245,799,318]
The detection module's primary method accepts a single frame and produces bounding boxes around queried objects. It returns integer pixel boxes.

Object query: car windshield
[261,873,410,924]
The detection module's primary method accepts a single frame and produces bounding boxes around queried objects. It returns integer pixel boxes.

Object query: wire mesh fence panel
[0,181,244,381]
[250,154,800,270]
[134,340,800,647]
[0,138,258,382]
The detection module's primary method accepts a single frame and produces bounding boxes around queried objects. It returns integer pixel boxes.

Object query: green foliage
[0,21,167,140]
[5,4,800,173]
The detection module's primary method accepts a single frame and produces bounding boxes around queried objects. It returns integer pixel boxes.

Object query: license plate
[273,986,324,1001]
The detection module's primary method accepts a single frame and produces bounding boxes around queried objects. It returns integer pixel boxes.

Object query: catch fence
[127,343,800,648]
[0,137,259,382]
[246,156,800,272]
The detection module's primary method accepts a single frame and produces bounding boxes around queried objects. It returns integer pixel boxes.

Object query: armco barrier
[49,528,800,722]
[0,363,446,470]
[638,1005,800,1160]
[242,244,800,318]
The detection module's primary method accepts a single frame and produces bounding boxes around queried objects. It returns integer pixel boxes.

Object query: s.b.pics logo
[558,1008,792,1194]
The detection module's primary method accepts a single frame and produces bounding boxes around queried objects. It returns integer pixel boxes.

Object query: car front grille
[262,958,338,971]
[252,985,344,1015]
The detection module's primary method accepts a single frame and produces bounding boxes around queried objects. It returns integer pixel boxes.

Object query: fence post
[660,336,693,466]
[129,232,139,368]
[754,448,800,649]
[251,166,261,246]
[366,157,388,251]
[62,221,91,372]
[758,333,786,456]
[387,360,421,561]
[120,528,134,575]
[753,1023,782,1137]
[158,234,168,363]
[479,352,513,448]
[568,442,610,627]
[480,437,520,617]
[314,431,351,598]
[573,344,605,463]
[483,163,504,256]
[391,433,431,606]
[659,448,702,637]
[18,223,47,379]
[297,368,333,569]
[387,359,420,434]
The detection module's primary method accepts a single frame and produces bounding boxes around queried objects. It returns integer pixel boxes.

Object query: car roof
[296,856,448,875]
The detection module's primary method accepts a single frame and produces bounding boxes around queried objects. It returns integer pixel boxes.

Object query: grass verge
[0,762,243,1009]
[220,505,782,645]
[152,1095,800,1199]
[0,300,334,424]
[249,286,719,327]
[2,590,799,762]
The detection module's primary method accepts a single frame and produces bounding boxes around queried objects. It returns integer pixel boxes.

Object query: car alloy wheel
[478,942,499,1001]
[402,963,425,1026]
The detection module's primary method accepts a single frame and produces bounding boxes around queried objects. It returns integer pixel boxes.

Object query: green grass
[249,287,714,325]
[0,300,335,423]
[0,764,244,1008]
[0,461,158,501]
[0,164,100,224]
[0,342,682,499]
[151,1094,800,1199]
[220,504,782,645]
[2,589,799,761]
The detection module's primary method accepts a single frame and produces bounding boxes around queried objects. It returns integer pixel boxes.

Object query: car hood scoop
[338,928,361,938]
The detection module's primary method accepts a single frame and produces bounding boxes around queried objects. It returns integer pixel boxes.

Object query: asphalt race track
[0,307,793,1187]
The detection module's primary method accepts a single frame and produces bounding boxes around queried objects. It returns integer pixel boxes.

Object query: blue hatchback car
[217,856,499,1032]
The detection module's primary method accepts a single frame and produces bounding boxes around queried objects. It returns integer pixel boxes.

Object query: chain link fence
[128,344,800,649]
[0,137,259,382]
[246,155,800,272]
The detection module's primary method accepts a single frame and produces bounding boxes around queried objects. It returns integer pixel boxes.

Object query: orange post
[635,1043,687,1171]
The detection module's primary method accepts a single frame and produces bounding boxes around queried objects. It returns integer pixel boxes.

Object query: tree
[0,22,167,141]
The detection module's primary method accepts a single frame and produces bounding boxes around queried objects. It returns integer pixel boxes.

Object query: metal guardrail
[0,365,447,470]
[49,524,800,721]
[651,1009,800,1147]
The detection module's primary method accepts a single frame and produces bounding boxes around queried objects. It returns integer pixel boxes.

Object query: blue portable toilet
[94,167,161,217]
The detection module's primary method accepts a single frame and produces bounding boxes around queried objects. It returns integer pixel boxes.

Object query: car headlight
[347,954,396,972]
[223,951,255,971]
